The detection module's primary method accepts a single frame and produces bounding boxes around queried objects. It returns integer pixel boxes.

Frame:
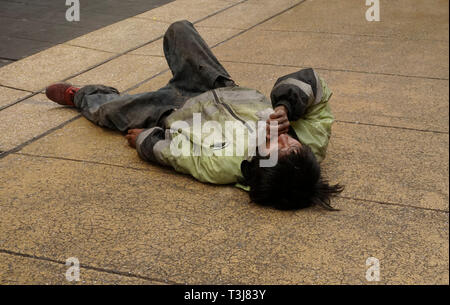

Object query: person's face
[266,133,302,158]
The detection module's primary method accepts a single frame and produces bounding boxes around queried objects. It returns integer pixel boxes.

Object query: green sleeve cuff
[235,183,251,192]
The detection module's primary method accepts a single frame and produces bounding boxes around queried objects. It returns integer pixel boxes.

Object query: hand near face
[266,105,290,139]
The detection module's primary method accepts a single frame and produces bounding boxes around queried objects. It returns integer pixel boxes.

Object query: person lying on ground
[45,20,343,210]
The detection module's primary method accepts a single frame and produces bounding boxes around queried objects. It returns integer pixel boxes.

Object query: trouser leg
[73,20,235,132]
[73,84,186,132]
[163,20,235,94]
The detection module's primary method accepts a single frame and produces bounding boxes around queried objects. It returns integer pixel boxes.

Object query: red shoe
[45,83,80,106]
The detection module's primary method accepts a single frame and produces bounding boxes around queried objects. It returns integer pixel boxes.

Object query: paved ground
[0,0,448,284]
[0,0,173,67]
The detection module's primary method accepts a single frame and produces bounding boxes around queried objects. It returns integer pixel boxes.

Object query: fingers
[266,117,286,127]
[269,110,284,120]
[265,120,289,140]
[278,121,290,134]
[267,113,289,133]
[268,110,288,123]
[273,105,288,115]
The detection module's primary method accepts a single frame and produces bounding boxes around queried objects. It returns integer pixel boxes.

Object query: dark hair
[241,145,343,210]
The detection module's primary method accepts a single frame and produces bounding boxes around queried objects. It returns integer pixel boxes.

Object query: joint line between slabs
[210,0,307,49]
[335,120,448,135]
[0,249,181,285]
[220,60,450,81]
[338,195,449,214]
[0,83,34,93]
[14,152,165,175]
[0,115,82,160]
[260,28,450,43]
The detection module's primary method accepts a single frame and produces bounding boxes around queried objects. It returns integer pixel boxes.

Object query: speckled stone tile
[0,45,113,92]
[212,29,449,79]
[134,0,243,24]
[260,0,449,41]
[66,18,169,54]
[128,70,173,94]
[0,154,448,284]
[20,118,148,170]
[197,0,301,29]
[68,55,168,92]
[0,253,158,285]
[221,62,449,132]
[323,122,449,211]
[0,86,30,108]
[0,94,78,152]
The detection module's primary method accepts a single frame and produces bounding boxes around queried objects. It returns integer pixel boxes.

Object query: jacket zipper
[212,89,254,133]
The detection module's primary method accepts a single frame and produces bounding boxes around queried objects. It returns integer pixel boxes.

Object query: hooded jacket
[135,68,334,186]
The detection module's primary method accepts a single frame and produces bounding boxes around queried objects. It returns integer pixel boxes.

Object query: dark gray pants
[73,20,235,132]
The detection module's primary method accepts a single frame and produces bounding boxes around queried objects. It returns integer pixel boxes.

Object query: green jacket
[136,68,334,187]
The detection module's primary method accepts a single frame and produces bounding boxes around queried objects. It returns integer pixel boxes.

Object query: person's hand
[125,129,144,148]
[266,105,289,139]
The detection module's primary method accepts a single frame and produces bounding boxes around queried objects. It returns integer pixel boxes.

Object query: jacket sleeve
[135,127,167,163]
[270,68,324,121]
[290,101,334,163]
[136,128,244,184]
[159,153,243,184]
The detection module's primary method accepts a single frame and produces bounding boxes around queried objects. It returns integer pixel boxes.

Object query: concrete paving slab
[128,71,173,94]
[0,86,29,108]
[66,18,169,54]
[129,26,242,57]
[68,54,168,92]
[221,61,450,132]
[134,0,243,24]
[20,118,149,170]
[127,41,164,57]
[0,44,113,92]
[260,0,449,41]
[320,70,450,132]
[0,154,448,284]
[324,122,449,211]
[0,94,78,152]
[0,253,155,285]
[212,29,449,79]
[197,0,301,29]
